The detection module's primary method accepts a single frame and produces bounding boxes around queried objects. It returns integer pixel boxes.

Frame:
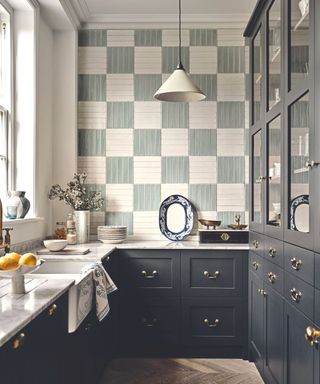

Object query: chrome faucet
[0,198,13,253]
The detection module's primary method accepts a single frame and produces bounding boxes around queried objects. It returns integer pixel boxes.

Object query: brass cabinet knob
[141,317,157,327]
[305,326,320,347]
[203,270,220,279]
[141,270,158,279]
[12,333,26,350]
[48,303,57,317]
[306,160,320,169]
[290,287,302,302]
[267,272,276,283]
[258,288,267,297]
[291,257,302,271]
[252,261,259,270]
[203,318,220,328]
[252,240,259,249]
[268,248,276,257]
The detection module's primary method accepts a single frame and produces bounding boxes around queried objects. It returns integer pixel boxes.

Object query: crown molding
[59,0,81,29]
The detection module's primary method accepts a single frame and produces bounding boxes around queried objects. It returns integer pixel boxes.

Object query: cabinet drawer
[263,259,284,295]
[181,251,244,297]
[121,250,180,296]
[264,236,283,267]
[284,272,314,320]
[249,252,264,279]
[182,298,243,346]
[315,288,320,327]
[315,254,320,290]
[249,232,265,258]
[284,243,314,285]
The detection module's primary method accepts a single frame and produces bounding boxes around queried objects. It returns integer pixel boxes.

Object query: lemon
[19,253,37,267]
[5,252,21,263]
[0,256,19,270]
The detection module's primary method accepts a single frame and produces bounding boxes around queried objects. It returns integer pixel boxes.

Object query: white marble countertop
[0,277,74,347]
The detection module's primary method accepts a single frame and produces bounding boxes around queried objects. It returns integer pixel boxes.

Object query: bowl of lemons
[0,252,45,293]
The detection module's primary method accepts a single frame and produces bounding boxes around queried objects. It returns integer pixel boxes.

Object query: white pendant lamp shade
[153,0,206,102]
[154,68,206,102]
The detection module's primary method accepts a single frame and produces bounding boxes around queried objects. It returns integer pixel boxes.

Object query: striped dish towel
[82,262,117,321]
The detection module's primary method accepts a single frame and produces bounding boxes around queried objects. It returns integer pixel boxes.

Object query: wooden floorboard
[99,358,264,384]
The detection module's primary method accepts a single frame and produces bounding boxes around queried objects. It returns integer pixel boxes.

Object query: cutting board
[36,248,90,255]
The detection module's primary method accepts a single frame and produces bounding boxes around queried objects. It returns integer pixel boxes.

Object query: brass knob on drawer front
[258,288,267,297]
[268,248,276,257]
[141,270,158,279]
[48,303,57,317]
[305,326,320,347]
[252,261,259,270]
[267,272,276,283]
[291,257,302,271]
[203,318,220,328]
[203,270,220,279]
[12,333,26,350]
[290,287,302,302]
[252,240,259,249]
[141,317,157,327]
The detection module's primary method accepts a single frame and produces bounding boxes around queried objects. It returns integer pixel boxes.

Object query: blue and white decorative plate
[289,194,309,231]
[159,195,194,241]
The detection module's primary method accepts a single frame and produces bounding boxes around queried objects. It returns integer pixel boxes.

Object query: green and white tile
[162,157,189,183]
[217,129,245,156]
[134,129,161,156]
[84,184,106,211]
[90,211,106,237]
[190,47,217,74]
[78,102,106,129]
[107,47,134,73]
[190,74,217,101]
[161,184,189,200]
[78,47,107,74]
[134,156,161,184]
[162,29,190,46]
[79,30,106,47]
[106,74,134,101]
[161,129,188,156]
[217,74,245,101]
[217,184,245,212]
[107,30,134,47]
[134,184,161,211]
[217,156,245,183]
[78,75,106,101]
[135,29,162,46]
[135,47,162,74]
[245,155,249,184]
[106,129,133,156]
[189,156,217,184]
[106,157,133,184]
[217,211,246,227]
[189,184,217,211]
[134,102,161,129]
[133,212,160,236]
[217,29,245,46]
[189,102,216,129]
[217,101,245,128]
[134,74,162,101]
[106,212,133,235]
[162,102,189,128]
[162,47,190,73]
[190,29,217,46]
[107,102,134,128]
[78,156,106,184]
[106,184,133,212]
[78,129,106,156]
[189,129,217,156]
[218,47,245,73]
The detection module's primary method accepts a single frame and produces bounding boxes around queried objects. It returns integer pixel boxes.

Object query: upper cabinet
[245,0,320,251]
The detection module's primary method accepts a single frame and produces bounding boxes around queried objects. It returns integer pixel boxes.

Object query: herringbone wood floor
[99,358,264,384]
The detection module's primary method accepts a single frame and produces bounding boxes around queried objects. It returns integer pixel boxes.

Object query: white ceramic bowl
[43,239,68,252]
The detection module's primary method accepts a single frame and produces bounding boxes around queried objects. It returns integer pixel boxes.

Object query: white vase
[6,191,23,219]
[74,210,90,244]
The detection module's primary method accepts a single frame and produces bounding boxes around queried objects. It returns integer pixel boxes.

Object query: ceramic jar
[6,191,30,219]
[74,210,90,243]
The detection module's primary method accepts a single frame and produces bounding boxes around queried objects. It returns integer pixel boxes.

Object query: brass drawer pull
[290,287,302,302]
[141,317,157,327]
[258,288,267,297]
[12,333,26,350]
[48,303,57,317]
[203,270,220,279]
[268,248,276,257]
[203,318,220,328]
[141,270,158,279]
[291,257,302,271]
[252,240,259,249]
[267,272,276,283]
[305,326,320,347]
[252,261,259,270]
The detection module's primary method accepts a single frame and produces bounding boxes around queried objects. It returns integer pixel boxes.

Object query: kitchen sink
[28,260,95,333]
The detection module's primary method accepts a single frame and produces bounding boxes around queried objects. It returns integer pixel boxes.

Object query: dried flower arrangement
[48,173,104,211]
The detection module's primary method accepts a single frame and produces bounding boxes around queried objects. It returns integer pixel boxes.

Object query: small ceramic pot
[6,191,30,219]
[74,210,90,244]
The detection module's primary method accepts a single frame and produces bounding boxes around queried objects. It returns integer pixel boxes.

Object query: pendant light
[153,0,206,102]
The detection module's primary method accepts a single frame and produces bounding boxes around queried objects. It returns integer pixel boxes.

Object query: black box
[199,229,249,244]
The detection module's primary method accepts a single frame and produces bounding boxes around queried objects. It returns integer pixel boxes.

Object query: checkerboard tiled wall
[77,28,250,238]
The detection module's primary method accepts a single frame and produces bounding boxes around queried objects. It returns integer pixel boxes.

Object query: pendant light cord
[177,0,183,69]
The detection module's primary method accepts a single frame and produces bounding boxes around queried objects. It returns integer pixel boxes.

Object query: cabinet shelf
[293,167,309,174]
[293,10,309,31]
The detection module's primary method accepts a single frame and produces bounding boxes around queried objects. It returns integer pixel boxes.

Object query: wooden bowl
[227,224,248,230]
[198,219,221,230]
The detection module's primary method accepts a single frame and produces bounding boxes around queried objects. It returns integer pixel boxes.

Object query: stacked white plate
[97,225,127,244]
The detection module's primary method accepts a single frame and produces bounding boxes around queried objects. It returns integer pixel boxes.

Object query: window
[0,4,11,203]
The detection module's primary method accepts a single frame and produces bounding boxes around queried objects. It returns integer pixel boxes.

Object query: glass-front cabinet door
[251,129,264,231]
[253,27,263,123]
